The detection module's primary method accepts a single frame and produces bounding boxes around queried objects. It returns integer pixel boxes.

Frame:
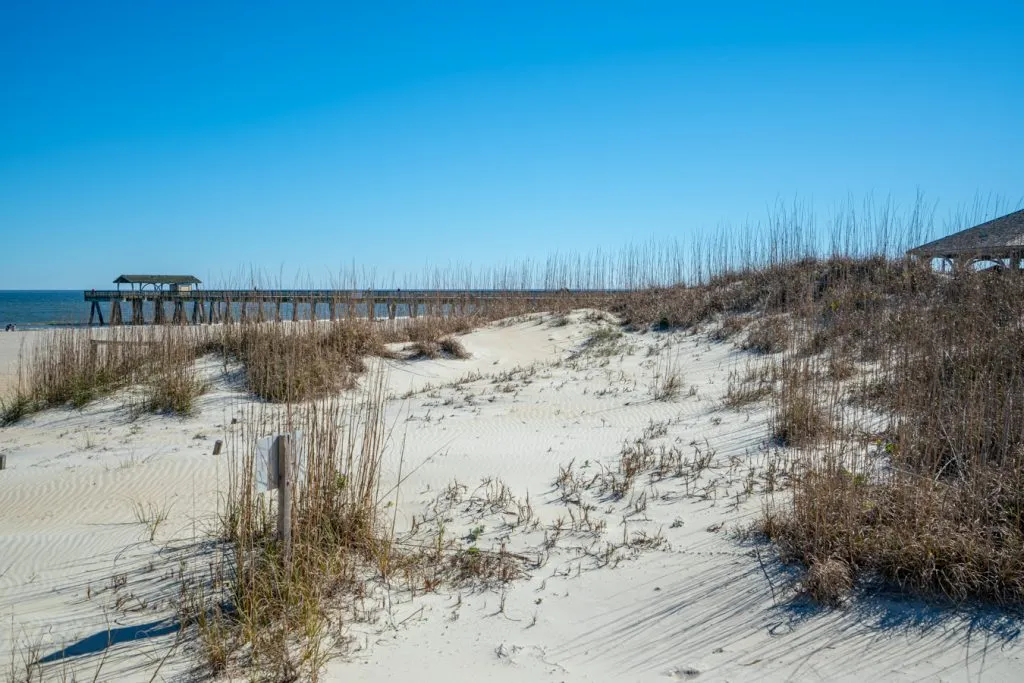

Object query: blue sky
[2,1,1022,289]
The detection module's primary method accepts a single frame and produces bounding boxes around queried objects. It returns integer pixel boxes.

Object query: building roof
[113,275,202,285]
[908,209,1024,259]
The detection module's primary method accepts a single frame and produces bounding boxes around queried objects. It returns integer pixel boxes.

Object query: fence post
[277,434,293,567]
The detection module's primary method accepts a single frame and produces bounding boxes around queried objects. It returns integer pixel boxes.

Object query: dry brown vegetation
[758,268,1024,604]
[615,247,1024,605]
[0,316,482,423]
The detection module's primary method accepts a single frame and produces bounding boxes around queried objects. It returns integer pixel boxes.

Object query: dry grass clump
[390,316,477,344]
[723,362,775,409]
[220,323,361,402]
[771,361,832,447]
[143,357,206,416]
[804,557,853,605]
[2,327,208,421]
[438,336,470,359]
[764,458,1024,604]
[409,340,442,359]
[741,316,791,354]
[16,328,154,410]
[575,325,625,358]
[651,353,683,401]
[194,374,391,678]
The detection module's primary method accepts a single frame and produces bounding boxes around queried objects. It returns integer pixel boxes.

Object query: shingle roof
[908,209,1024,258]
[113,275,202,284]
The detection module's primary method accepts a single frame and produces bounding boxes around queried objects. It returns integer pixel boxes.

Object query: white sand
[1,313,1022,681]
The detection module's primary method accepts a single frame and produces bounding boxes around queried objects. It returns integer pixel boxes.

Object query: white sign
[255,434,278,492]
[255,431,307,492]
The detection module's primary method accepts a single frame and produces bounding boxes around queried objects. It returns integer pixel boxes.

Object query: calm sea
[0,291,90,329]
[0,291,416,329]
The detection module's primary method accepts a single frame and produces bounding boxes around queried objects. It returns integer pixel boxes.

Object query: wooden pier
[83,287,623,326]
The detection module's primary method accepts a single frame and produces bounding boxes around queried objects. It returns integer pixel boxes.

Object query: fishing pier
[84,275,622,326]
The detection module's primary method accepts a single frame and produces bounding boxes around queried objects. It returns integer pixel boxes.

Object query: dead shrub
[805,557,853,606]
[439,336,470,359]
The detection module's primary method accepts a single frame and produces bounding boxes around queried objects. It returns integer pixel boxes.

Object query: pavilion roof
[908,209,1024,259]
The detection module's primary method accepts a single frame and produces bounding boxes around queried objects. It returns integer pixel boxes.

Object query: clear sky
[2,1,1022,289]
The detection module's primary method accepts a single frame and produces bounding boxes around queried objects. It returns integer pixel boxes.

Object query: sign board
[255,431,307,492]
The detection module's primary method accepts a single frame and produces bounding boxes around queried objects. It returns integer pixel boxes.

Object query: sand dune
[1,313,1021,681]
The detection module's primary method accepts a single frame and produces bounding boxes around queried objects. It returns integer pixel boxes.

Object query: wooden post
[310,299,318,322]
[109,301,122,326]
[277,434,293,566]
[388,301,397,320]
[212,440,222,456]
[0,453,6,471]
[291,299,299,322]
[275,301,282,322]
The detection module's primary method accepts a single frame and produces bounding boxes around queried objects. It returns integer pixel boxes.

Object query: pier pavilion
[908,209,1024,272]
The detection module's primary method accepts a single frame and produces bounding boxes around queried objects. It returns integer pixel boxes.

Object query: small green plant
[0,393,35,426]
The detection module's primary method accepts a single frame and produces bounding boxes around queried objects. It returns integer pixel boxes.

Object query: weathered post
[0,453,6,470]
[277,434,293,566]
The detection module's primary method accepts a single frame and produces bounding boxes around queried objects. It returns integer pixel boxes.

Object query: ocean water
[0,291,89,329]
[0,291,426,329]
